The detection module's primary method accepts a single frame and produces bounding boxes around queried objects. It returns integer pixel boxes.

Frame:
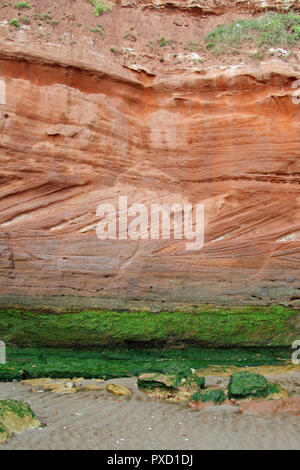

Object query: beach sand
[1,375,300,450]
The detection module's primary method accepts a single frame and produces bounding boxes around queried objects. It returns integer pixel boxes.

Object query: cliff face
[0,1,300,312]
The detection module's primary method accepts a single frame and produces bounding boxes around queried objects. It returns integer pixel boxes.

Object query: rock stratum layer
[0,31,300,312]
[120,0,300,14]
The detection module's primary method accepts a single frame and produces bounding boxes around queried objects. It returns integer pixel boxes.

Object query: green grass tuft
[205,12,300,56]
[20,16,30,24]
[14,1,30,9]
[9,18,20,28]
[158,37,173,47]
[93,2,112,16]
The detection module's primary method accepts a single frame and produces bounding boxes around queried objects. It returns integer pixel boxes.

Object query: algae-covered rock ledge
[0,345,295,382]
[0,306,298,348]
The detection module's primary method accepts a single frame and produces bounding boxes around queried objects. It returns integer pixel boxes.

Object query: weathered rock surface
[0,2,300,312]
[120,0,300,14]
[0,399,40,443]
[228,371,269,398]
[106,383,132,396]
[238,396,300,414]
[21,377,105,393]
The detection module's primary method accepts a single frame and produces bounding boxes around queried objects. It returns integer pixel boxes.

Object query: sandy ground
[1,375,300,450]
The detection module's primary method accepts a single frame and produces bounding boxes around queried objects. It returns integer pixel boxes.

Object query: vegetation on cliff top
[9,18,20,27]
[3,2,300,64]
[86,0,112,16]
[205,12,300,55]
[14,1,31,9]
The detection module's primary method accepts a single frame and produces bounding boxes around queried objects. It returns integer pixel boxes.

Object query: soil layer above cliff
[1,1,300,72]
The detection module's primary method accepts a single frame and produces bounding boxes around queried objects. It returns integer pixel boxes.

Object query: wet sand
[1,375,300,450]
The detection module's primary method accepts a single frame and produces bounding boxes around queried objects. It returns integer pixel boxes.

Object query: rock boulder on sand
[190,389,227,404]
[228,371,269,399]
[137,373,178,391]
[106,384,132,396]
[0,399,40,443]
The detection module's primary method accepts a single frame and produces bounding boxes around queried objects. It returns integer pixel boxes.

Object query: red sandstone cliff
[0,0,299,311]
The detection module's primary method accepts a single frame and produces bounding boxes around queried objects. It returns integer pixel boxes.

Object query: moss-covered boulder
[137,373,176,391]
[228,371,269,399]
[137,366,205,392]
[165,364,204,388]
[0,399,40,443]
[137,369,206,402]
[190,389,226,404]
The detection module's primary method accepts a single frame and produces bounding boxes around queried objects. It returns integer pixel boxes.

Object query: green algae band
[0,306,298,348]
[0,346,292,382]
[0,364,23,381]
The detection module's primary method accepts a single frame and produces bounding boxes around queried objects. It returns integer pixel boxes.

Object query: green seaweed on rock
[0,344,293,382]
[228,371,278,399]
[0,305,297,348]
[0,364,23,381]
[0,399,40,443]
[190,389,226,404]
[163,365,205,389]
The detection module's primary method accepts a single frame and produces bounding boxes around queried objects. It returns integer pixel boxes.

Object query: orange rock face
[0,34,300,311]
